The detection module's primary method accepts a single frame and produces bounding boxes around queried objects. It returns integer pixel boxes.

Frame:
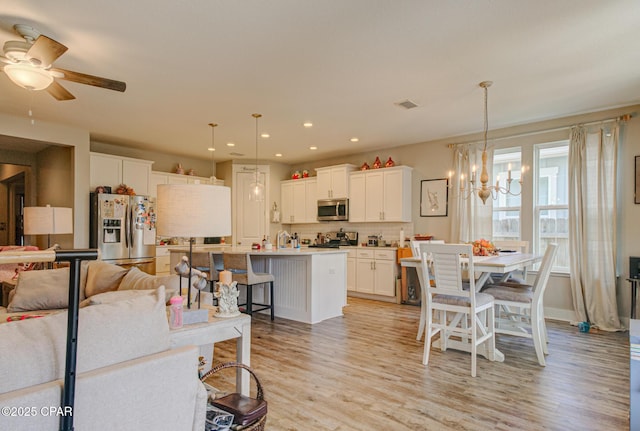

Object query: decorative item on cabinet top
[385,157,395,167]
[291,170,311,179]
[372,156,382,169]
[360,162,370,171]
[175,163,184,175]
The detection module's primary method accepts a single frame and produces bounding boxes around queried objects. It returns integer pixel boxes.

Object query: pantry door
[233,165,269,246]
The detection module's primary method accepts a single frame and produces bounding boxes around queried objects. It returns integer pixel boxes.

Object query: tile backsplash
[281,222,416,246]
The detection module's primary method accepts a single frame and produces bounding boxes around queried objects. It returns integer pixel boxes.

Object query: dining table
[400,252,543,293]
[400,251,543,362]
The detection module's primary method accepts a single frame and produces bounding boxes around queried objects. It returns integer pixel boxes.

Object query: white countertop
[167,246,348,255]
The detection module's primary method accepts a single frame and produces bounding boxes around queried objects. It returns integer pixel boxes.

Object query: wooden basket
[201,362,267,431]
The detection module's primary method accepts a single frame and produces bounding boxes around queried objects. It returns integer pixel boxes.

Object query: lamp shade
[24,206,73,235]
[156,184,231,238]
[4,63,54,91]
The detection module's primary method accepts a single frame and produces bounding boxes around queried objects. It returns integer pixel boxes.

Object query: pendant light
[208,122,217,180]
[249,113,265,202]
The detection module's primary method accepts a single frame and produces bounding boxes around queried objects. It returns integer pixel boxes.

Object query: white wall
[0,113,90,248]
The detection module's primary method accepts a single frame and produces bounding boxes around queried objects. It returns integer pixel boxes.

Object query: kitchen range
[309,230,358,248]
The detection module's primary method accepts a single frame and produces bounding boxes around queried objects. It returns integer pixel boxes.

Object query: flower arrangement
[471,239,498,256]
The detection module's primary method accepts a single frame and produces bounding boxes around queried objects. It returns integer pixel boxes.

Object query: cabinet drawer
[356,249,375,259]
[374,249,396,260]
[156,255,171,273]
[156,247,170,257]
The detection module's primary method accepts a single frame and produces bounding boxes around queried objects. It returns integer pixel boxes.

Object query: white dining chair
[410,239,445,341]
[481,243,558,366]
[419,243,496,377]
[491,240,530,283]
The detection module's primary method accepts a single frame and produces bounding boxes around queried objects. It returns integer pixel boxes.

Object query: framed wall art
[420,178,449,217]
[636,156,640,204]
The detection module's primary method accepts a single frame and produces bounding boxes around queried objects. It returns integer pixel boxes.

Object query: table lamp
[24,205,73,248]
[156,184,231,321]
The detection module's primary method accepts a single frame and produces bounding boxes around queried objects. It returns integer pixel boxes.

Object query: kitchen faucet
[277,230,291,249]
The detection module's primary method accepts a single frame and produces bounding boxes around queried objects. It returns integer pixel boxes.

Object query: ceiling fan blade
[47,80,75,101]
[26,35,68,67]
[50,67,126,92]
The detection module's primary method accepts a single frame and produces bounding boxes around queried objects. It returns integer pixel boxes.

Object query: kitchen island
[169,247,348,324]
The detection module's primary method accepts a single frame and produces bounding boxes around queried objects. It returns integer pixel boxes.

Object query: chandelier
[455,81,523,204]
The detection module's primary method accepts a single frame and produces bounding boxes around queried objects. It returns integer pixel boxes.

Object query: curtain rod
[447,113,633,149]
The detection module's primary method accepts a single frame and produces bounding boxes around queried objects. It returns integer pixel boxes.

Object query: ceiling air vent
[229,152,245,157]
[395,99,419,110]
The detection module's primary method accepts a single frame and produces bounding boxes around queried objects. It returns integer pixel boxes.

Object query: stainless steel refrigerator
[90,193,156,274]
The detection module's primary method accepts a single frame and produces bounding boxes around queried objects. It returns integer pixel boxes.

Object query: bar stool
[207,252,225,293]
[223,252,275,320]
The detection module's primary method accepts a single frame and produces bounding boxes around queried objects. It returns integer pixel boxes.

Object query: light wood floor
[208,298,629,431]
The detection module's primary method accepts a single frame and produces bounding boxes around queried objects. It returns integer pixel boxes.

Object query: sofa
[0,284,207,430]
[0,260,213,321]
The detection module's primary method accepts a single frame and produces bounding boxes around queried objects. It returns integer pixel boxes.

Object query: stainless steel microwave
[317,198,349,221]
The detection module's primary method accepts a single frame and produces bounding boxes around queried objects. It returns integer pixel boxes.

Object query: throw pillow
[84,261,129,298]
[118,267,179,299]
[83,289,161,306]
[8,267,72,312]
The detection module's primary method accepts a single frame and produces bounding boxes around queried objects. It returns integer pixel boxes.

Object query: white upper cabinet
[280,177,318,224]
[149,171,224,198]
[315,164,356,199]
[348,165,412,222]
[90,152,153,195]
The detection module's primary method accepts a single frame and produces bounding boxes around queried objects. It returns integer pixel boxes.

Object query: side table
[168,304,251,396]
[629,278,640,319]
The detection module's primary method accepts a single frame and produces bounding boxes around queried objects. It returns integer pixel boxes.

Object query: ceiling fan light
[4,63,54,91]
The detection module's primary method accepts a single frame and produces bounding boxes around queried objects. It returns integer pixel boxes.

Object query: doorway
[0,169,26,245]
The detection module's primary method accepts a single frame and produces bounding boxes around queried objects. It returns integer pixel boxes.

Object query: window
[534,142,569,272]
[491,141,569,273]
[492,149,522,241]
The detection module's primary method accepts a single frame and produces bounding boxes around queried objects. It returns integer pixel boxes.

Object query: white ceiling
[1,0,639,164]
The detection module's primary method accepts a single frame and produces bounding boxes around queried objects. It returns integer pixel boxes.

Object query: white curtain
[450,144,494,243]
[568,124,622,331]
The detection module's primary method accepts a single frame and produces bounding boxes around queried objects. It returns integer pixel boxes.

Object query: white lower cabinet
[155,247,171,276]
[349,248,397,298]
[347,249,357,292]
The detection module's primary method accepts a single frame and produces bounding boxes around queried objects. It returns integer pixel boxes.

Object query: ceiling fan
[0,24,126,101]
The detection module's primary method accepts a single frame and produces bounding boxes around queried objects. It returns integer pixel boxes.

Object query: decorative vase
[385,157,395,167]
[302,169,309,178]
[360,162,370,171]
[292,170,301,179]
[175,163,184,175]
[372,156,382,169]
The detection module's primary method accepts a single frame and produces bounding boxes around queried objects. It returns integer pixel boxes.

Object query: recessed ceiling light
[275,153,283,157]
[350,137,359,142]
[303,122,313,128]
[309,146,317,150]
[207,148,215,152]
[261,133,270,138]
[226,142,235,147]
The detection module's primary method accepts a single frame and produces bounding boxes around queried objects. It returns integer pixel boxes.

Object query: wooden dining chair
[410,239,444,341]
[481,243,558,366]
[419,243,496,377]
